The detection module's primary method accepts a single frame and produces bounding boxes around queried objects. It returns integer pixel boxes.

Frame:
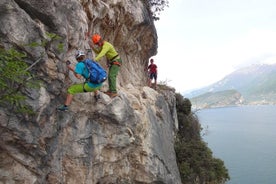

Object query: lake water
[196,105,276,184]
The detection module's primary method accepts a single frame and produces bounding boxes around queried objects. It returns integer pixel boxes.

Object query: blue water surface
[197,105,276,184]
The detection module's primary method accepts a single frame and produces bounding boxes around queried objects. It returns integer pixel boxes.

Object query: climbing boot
[57,105,68,111]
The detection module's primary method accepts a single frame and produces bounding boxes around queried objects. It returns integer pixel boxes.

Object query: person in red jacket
[147,58,158,89]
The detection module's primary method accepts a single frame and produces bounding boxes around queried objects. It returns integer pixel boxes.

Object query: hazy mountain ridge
[185,64,276,109]
[190,90,244,109]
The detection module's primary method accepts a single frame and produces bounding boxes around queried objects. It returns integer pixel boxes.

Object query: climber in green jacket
[89,34,122,98]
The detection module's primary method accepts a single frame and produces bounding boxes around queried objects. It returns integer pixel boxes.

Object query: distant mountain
[190,90,244,109]
[185,64,276,108]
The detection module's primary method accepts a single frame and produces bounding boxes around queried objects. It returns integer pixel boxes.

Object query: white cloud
[260,56,276,65]
[154,0,276,93]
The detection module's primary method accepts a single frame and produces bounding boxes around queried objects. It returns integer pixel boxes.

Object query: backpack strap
[83,59,91,81]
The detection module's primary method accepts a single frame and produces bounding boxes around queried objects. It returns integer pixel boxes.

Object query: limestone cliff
[0,0,181,183]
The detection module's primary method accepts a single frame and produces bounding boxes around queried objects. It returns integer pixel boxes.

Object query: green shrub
[0,32,62,114]
[175,93,230,183]
[148,0,169,20]
[0,48,39,114]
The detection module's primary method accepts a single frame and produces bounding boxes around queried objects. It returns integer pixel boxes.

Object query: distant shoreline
[192,104,276,111]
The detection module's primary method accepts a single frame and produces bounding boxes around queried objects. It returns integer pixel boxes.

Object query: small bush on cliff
[148,0,169,20]
[0,48,39,114]
[0,32,62,114]
[175,93,230,183]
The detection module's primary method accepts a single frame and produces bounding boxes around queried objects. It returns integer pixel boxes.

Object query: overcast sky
[153,0,276,93]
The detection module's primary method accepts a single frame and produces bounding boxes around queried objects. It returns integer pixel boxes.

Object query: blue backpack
[83,59,107,84]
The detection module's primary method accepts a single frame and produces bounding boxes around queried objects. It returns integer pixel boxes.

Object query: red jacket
[148,64,157,74]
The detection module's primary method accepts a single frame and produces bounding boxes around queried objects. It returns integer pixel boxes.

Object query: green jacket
[93,41,118,62]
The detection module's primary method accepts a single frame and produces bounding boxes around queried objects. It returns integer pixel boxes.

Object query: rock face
[0,0,181,184]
